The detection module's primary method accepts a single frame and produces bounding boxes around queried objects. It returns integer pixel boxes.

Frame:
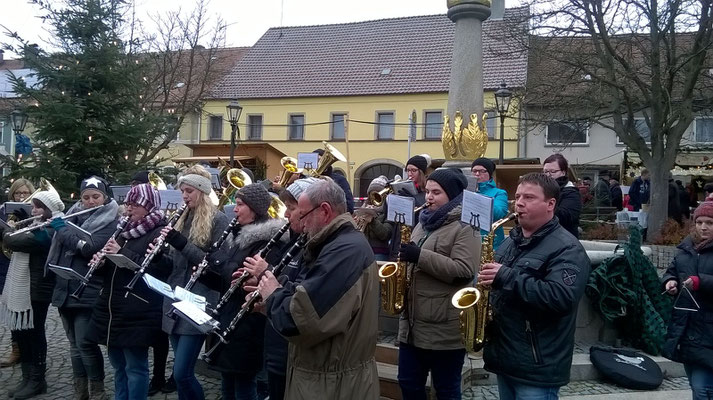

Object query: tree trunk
[646,161,670,240]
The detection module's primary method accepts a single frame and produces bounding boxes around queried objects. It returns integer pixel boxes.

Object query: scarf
[122,209,165,239]
[691,231,713,253]
[418,193,463,232]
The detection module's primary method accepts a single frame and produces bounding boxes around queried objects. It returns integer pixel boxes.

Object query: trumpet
[8,205,104,237]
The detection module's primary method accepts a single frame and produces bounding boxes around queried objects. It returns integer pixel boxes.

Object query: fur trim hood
[227,218,289,250]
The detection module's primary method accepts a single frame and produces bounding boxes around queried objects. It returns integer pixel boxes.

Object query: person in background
[662,199,713,399]
[471,157,508,249]
[669,174,683,225]
[610,177,623,211]
[543,154,582,238]
[130,171,150,187]
[677,180,691,220]
[628,169,650,211]
[359,175,394,262]
[312,148,354,213]
[403,155,429,207]
[592,170,612,208]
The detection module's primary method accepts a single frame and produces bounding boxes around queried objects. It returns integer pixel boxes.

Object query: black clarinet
[71,216,130,300]
[165,215,240,319]
[201,234,308,363]
[208,221,291,317]
[124,204,187,297]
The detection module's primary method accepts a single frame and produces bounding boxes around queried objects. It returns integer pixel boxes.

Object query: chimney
[491,0,504,20]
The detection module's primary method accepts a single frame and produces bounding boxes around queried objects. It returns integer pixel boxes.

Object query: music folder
[172,300,219,334]
[4,202,33,217]
[65,221,92,242]
[48,264,88,283]
[104,254,141,271]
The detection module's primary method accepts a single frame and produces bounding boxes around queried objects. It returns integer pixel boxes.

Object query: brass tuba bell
[267,194,287,219]
[277,157,303,188]
[217,168,252,210]
[308,141,346,177]
[148,172,167,190]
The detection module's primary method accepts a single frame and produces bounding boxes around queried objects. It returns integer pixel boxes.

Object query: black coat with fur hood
[200,217,288,374]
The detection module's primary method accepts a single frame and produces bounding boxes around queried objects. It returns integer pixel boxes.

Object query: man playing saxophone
[478,173,589,400]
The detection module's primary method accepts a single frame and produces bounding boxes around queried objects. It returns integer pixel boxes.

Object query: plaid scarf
[121,209,165,239]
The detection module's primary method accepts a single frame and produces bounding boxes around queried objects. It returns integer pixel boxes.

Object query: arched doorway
[356,162,403,198]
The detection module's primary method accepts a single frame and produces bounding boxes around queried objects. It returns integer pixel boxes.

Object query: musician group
[0,147,622,400]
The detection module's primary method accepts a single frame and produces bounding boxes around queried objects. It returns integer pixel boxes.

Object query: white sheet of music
[158,190,184,212]
[172,300,214,326]
[110,186,131,205]
[174,286,207,311]
[386,194,415,226]
[461,190,493,231]
[143,273,176,300]
[297,152,319,170]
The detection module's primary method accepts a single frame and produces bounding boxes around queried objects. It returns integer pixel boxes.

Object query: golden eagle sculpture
[441,111,488,160]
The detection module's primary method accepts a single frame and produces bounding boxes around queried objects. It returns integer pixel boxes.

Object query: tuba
[267,194,287,219]
[148,172,167,190]
[277,157,303,188]
[452,213,517,352]
[308,141,346,177]
[217,168,252,210]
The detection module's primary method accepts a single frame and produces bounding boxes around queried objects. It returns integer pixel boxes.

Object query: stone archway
[354,159,404,198]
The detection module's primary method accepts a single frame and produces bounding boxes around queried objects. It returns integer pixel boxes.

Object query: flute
[208,221,291,317]
[8,206,104,237]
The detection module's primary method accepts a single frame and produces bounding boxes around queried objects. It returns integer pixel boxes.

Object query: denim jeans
[59,307,105,381]
[221,372,258,400]
[497,374,560,400]
[15,301,50,364]
[108,346,149,400]
[169,334,205,400]
[397,342,465,400]
[685,363,713,400]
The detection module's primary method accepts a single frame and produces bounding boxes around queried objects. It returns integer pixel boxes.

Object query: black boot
[8,362,30,398]
[148,375,165,396]
[14,362,47,399]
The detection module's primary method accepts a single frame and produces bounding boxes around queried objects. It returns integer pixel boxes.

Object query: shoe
[14,362,47,399]
[148,376,165,396]
[8,362,30,398]
[161,375,176,393]
[1,341,20,368]
[88,380,108,400]
[73,377,89,400]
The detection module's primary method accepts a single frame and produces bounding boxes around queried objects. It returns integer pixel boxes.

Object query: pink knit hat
[693,199,713,221]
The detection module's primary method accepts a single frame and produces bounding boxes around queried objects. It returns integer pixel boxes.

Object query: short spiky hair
[519,172,560,201]
[303,179,346,214]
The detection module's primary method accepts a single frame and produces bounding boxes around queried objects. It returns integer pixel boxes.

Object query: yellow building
[193,10,528,196]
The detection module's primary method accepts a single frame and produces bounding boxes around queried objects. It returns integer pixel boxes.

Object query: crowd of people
[0,150,709,400]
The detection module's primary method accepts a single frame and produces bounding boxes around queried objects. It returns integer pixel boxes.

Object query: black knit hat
[471,157,496,177]
[235,183,272,219]
[80,176,109,198]
[406,155,428,174]
[428,168,468,201]
[131,171,149,185]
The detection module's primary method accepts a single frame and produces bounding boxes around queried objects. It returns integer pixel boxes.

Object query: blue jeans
[397,342,465,400]
[59,308,105,381]
[108,346,149,400]
[169,334,205,400]
[221,372,258,400]
[685,363,713,400]
[497,374,560,400]
[374,253,389,262]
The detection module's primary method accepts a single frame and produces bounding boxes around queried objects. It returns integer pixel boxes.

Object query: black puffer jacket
[2,227,56,303]
[661,237,713,371]
[87,222,168,348]
[483,217,590,387]
[555,177,582,238]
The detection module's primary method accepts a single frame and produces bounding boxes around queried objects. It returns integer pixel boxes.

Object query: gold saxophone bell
[308,141,346,177]
[148,172,167,190]
[278,157,303,188]
[451,287,483,352]
[217,169,253,210]
[378,261,406,315]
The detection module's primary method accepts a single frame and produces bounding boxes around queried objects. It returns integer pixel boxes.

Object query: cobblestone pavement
[0,307,223,400]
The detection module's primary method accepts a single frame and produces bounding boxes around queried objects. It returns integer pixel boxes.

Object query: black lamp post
[494,81,512,165]
[10,110,28,135]
[226,100,243,167]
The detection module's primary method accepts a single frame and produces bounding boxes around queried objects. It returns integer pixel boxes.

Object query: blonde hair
[174,164,216,248]
[9,178,35,200]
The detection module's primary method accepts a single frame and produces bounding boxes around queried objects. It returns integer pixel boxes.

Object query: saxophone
[377,202,430,315]
[451,213,517,352]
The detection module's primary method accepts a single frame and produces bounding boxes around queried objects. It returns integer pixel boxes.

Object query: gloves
[11,208,29,221]
[398,188,414,198]
[50,217,67,231]
[399,242,421,263]
[164,228,188,251]
[33,229,51,245]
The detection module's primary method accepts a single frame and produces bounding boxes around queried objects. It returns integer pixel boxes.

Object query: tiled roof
[210,8,529,99]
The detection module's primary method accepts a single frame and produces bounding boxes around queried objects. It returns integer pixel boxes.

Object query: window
[289,114,305,140]
[618,119,651,144]
[377,112,394,140]
[424,111,442,140]
[696,118,713,143]
[486,111,497,139]
[247,115,263,140]
[546,121,589,145]
[209,116,223,140]
[331,113,346,140]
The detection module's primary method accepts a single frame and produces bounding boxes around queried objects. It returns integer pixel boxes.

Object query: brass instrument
[2,179,58,258]
[148,172,167,190]
[217,168,252,210]
[277,157,303,188]
[451,213,518,352]
[267,195,287,219]
[369,187,392,207]
[355,205,377,232]
[378,202,430,315]
[307,141,347,177]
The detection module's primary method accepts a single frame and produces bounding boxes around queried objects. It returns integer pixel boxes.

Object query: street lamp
[10,110,28,135]
[226,100,243,166]
[494,81,512,165]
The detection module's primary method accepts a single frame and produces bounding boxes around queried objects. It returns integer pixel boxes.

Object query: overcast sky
[1,0,521,57]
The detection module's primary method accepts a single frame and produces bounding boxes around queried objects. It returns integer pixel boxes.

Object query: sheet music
[297,152,319,171]
[158,190,184,212]
[110,186,131,204]
[104,254,141,271]
[174,286,207,312]
[386,194,415,226]
[172,300,217,327]
[461,190,493,231]
[65,221,92,242]
[48,264,88,283]
[391,180,417,196]
[5,202,33,216]
[143,274,176,300]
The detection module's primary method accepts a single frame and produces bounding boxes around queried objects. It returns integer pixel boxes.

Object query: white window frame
[423,110,443,140]
[288,114,305,140]
[545,121,590,146]
[247,114,263,141]
[695,117,713,144]
[375,111,395,140]
[617,118,652,145]
[330,112,347,141]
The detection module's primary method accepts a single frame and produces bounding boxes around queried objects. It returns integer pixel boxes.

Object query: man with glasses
[253,179,379,400]
[543,154,582,238]
[471,157,509,249]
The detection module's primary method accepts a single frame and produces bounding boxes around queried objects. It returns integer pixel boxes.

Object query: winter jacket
[483,217,590,387]
[162,210,230,336]
[677,183,690,218]
[199,218,286,374]
[629,177,650,211]
[668,180,682,224]
[87,221,168,348]
[477,179,508,249]
[2,227,56,303]
[266,214,379,400]
[610,181,623,211]
[592,178,612,208]
[49,200,120,309]
[363,206,393,256]
[661,237,713,371]
[554,177,582,238]
[327,172,355,214]
[398,205,480,350]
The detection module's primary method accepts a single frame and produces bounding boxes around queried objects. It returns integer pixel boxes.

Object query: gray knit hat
[286,177,320,202]
[33,190,64,214]
[177,173,212,194]
[367,175,388,194]
[235,183,271,219]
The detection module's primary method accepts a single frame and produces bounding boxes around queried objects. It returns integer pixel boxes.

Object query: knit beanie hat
[236,183,272,219]
[406,155,428,174]
[33,190,64,214]
[81,176,109,197]
[130,171,150,185]
[367,175,388,194]
[126,183,161,212]
[428,168,468,201]
[694,200,713,221]
[286,177,320,202]
[471,157,496,177]
[178,174,212,194]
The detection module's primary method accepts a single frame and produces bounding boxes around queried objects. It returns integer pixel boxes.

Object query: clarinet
[124,204,187,297]
[202,234,308,363]
[165,215,240,319]
[71,216,130,300]
[208,221,291,317]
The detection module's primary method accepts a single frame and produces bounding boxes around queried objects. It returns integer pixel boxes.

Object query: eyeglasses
[14,191,31,196]
[299,203,322,221]
[471,168,488,175]
[543,169,562,175]
[406,167,420,174]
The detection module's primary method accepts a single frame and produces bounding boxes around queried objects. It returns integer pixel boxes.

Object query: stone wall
[647,244,677,276]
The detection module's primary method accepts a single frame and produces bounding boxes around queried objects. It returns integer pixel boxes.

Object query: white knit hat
[286,177,320,201]
[32,191,64,213]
